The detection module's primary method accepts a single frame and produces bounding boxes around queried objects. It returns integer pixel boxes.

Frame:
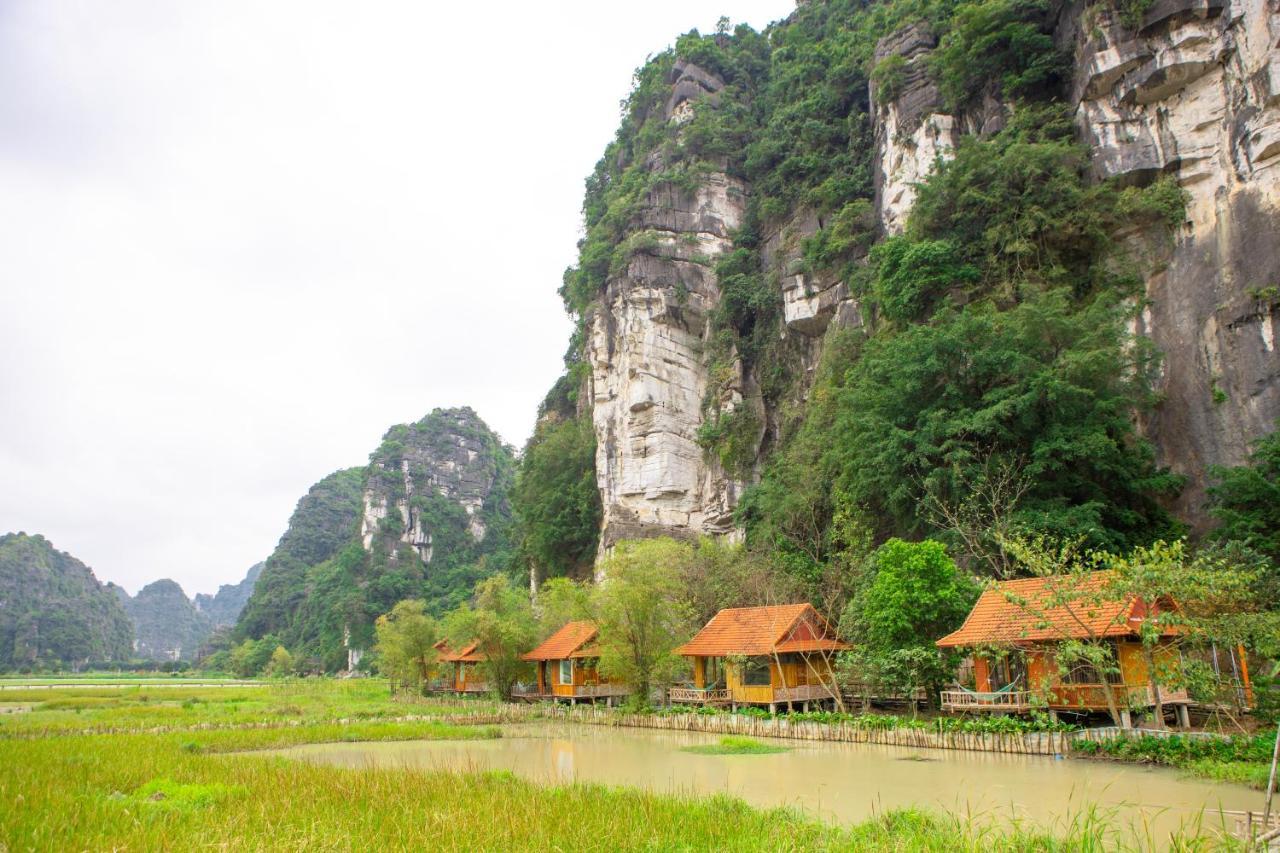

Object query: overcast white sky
[0,1,795,597]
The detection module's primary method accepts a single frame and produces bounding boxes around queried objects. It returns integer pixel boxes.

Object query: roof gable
[936,572,1161,647]
[677,604,848,657]
[522,620,598,661]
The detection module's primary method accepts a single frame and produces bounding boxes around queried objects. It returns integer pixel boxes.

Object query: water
[261,723,1260,839]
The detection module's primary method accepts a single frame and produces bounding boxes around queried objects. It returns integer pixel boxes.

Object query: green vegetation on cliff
[0,533,133,669]
[120,579,213,661]
[230,408,516,672]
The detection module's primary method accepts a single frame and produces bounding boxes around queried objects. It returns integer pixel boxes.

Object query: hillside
[0,533,133,669]
[118,579,213,661]
[233,407,515,669]
[194,562,263,627]
[513,0,1279,584]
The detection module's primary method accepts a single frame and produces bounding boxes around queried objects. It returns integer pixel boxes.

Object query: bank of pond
[257,721,1263,845]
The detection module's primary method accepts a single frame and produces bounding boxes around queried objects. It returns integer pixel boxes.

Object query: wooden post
[1263,721,1280,836]
[694,657,706,689]
[1238,644,1254,708]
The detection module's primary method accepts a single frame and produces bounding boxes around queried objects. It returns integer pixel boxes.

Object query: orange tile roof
[522,621,598,661]
[936,572,1168,647]
[439,640,485,663]
[677,604,848,657]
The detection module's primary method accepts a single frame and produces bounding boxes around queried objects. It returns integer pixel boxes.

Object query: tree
[592,539,697,709]
[443,575,537,701]
[833,289,1183,551]
[840,539,979,713]
[513,414,601,584]
[1208,424,1280,566]
[1106,540,1260,728]
[373,600,439,695]
[535,576,593,637]
[264,645,295,679]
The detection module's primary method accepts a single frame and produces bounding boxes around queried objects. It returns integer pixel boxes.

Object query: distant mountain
[0,532,133,669]
[195,562,263,627]
[118,579,213,661]
[234,406,515,670]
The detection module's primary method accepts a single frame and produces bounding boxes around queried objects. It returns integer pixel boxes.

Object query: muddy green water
[261,723,1259,838]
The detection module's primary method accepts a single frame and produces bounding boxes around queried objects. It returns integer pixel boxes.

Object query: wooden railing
[572,683,630,698]
[940,689,1034,711]
[774,684,837,703]
[941,684,1192,712]
[669,687,731,703]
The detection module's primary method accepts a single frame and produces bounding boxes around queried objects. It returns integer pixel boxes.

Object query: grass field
[0,679,1254,851]
[0,678,500,738]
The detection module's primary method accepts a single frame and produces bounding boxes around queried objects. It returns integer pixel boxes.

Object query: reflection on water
[261,723,1258,838]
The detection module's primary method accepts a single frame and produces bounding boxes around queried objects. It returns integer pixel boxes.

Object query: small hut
[935,572,1210,727]
[672,604,849,712]
[521,621,629,705]
[439,641,488,694]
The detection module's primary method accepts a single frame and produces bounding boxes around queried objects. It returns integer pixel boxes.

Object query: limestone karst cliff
[551,0,1279,563]
[232,407,514,669]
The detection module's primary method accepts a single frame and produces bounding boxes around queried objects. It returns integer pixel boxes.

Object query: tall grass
[0,727,1242,851]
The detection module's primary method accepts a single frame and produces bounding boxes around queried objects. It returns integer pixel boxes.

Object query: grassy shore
[0,680,1254,850]
[0,725,1242,851]
[1074,731,1276,791]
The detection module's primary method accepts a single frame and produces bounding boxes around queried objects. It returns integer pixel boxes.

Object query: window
[558,659,573,685]
[741,658,771,686]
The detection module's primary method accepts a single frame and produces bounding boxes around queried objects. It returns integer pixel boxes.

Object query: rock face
[1066,0,1280,523]
[360,407,513,565]
[194,562,262,628]
[232,408,514,668]
[0,533,133,668]
[120,579,213,661]
[587,61,750,554]
[872,24,964,236]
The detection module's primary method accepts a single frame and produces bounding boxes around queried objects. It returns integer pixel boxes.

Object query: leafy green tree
[870,237,978,324]
[227,636,277,678]
[833,290,1182,550]
[931,0,1064,111]
[442,575,537,700]
[592,539,698,708]
[373,600,439,695]
[1207,424,1280,564]
[264,646,295,678]
[841,539,979,710]
[513,413,601,582]
[535,576,593,638]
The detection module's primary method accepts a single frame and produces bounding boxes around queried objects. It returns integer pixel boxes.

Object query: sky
[0,1,796,597]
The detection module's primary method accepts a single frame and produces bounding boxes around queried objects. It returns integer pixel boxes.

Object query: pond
[260,723,1260,840]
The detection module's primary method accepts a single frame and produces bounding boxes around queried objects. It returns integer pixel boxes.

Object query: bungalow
[672,604,849,713]
[935,572,1211,728]
[520,620,629,705]
[439,640,488,694]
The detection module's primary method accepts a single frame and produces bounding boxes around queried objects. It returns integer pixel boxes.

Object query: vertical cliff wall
[587,62,751,553]
[1067,0,1280,523]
